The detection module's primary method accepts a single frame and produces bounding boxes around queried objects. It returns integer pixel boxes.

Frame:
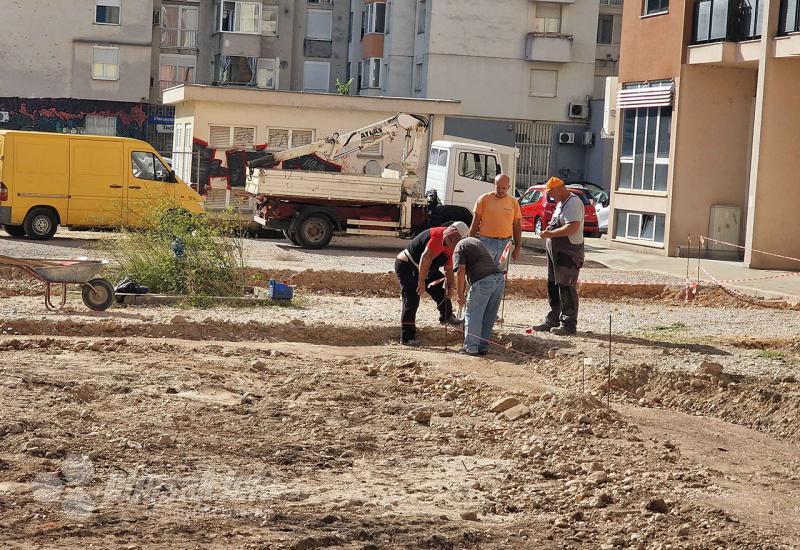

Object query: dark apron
[545,195,585,287]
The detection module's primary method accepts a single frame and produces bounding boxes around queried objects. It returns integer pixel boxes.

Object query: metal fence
[514,121,553,190]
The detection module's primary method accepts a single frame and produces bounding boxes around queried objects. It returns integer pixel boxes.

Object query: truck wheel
[283,230,301,246]
[295,215,333,249]
[3,225,26,238]
[24,208,58,240]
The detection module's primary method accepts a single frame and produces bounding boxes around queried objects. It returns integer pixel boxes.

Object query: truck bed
[246,169,404,204]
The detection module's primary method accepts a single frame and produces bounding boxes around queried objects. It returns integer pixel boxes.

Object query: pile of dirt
[660,285,800,310]
[0,268,43,298]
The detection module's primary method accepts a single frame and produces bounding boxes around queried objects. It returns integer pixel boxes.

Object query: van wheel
[295,215,333,249]
[3,225,26,238]
[24,208,58,240]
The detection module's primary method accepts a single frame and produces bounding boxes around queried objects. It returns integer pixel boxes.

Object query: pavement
[522,232,800,302]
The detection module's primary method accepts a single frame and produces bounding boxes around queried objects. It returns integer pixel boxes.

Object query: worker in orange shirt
[469,174,522,267]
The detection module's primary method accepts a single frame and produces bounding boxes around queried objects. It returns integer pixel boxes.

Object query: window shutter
[268,129,290,150]
[233,126,255,147]
[209,125,232,149]
[292,130,313,147]
[617,81,674,109]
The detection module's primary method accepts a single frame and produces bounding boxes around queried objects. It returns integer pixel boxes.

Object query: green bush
[103,202,246,298]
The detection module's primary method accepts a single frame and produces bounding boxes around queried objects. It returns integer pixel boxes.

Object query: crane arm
[248,113,429,170]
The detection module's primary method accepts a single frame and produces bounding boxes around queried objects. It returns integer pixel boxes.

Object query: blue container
[267,279,294,301]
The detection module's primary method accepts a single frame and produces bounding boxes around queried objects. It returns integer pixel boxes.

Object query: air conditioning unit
[568,101,589,120]
[153,9,160,25]
[582,131,594,146]
[0,112,9,123]
[559,132,575,144]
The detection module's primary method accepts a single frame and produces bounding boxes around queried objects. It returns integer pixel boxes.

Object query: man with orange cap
[530,177,585,335]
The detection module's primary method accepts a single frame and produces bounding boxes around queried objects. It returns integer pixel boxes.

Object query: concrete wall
[382,0,415,97]
[0,0,153,102]
[669,65,757,253]
[423,0,597,121]
[746,58,800,269]
[289,0,349,92]
[618,0,689,82]
[443,118,516,148]
[585,98,613,188]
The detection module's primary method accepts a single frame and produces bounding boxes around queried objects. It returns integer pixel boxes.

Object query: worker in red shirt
[394,222,469,346]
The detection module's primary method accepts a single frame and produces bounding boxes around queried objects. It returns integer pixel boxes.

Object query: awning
[617,82,674,109]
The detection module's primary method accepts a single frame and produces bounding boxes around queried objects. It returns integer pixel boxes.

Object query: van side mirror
[167,170,178,183]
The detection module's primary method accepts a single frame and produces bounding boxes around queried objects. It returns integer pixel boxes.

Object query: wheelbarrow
[0,254,115,311]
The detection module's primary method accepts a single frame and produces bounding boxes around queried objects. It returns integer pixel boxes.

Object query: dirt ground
[1,231,799,549]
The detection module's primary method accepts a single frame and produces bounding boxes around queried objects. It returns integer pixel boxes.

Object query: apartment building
[595,0,623,98]
[608,0,800,269]
[151,0,349,99]
[347,0,612,190]
[0,0,155,141]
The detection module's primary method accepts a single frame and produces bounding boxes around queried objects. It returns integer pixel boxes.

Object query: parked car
[593,189,611,233]
[518,184,601,238]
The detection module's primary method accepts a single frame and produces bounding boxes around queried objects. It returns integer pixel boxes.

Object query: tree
[335,78,353,95]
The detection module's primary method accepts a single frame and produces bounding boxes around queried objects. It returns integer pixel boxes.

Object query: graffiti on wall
[0,97,148,140]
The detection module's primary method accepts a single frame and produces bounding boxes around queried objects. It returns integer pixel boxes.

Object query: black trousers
[394,258,452,342]
[544,252,580,331]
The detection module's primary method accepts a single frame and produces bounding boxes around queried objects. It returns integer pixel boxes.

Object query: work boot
[402,339,421,347]
[458,347,479,356]
[550,326,576,336]
[529,322,557,333]
[440,315,463,326]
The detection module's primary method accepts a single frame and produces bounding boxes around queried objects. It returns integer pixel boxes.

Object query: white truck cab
[425,140,519,211]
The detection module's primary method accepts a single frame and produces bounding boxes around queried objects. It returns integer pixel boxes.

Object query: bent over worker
[394,222,469,346]
[469,174,522,266]
[530,177,585,336]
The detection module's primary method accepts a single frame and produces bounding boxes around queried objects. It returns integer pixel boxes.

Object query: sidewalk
[521,232,800,303]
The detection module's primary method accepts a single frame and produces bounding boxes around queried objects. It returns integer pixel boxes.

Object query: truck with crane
[245,113,517,249]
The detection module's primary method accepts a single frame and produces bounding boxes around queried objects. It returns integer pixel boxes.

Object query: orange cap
[545,177,565,191]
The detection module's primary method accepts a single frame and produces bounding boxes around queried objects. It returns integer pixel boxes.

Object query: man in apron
[530,177,585,336]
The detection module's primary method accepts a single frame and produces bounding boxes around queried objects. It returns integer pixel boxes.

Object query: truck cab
[424,141,519,211]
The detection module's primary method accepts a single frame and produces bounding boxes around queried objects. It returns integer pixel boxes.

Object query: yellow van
[0,130,204,240]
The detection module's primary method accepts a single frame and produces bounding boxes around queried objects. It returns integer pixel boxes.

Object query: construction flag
[499,241,513,274]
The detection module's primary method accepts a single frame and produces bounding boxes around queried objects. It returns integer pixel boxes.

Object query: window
[437,149,448,167]
[534,3,562,33]
[209,125,256,149]
[216,55,257,85]
[364,2,386,34]
[417,0,426,33]
[360,58,381,88]
[618,106,672,192]
[159,54,196,93]
[303,61,330,92]
[84,115,117,136]
[131,152,170,182]
[256,57,279,89]
[217,1,261,33]
[614,210,666,244]
[458,153,500,183]
[162,5,199,47]
[597,14,613,44]
[92,46,119,80]
[529,69,558,97]
[261,5,278,36]
[307,8,332,40]
[414,61,424,92]
[308,0,333,4]
[644,0,668,15]
[267,128,315,150]
[386,1,392,33]
[95,0,120,24]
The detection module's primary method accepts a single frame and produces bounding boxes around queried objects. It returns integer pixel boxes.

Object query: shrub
[103,202,246,298]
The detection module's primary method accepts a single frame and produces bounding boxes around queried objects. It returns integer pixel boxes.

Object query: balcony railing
[779,0,800,34]
[600,0,624,5]
[692,0,763,44]
[161,29,198,48]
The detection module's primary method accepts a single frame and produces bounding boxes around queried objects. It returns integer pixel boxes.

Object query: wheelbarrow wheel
[82,278,115,311]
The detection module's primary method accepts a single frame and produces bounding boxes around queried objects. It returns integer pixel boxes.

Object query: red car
[518,185,601,238]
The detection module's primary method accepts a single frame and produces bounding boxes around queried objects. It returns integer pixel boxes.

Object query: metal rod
[607,314,611,408]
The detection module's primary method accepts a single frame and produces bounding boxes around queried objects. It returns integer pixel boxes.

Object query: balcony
[525,33,572,63]
[692,0,763,44]
[161,29,198,49]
